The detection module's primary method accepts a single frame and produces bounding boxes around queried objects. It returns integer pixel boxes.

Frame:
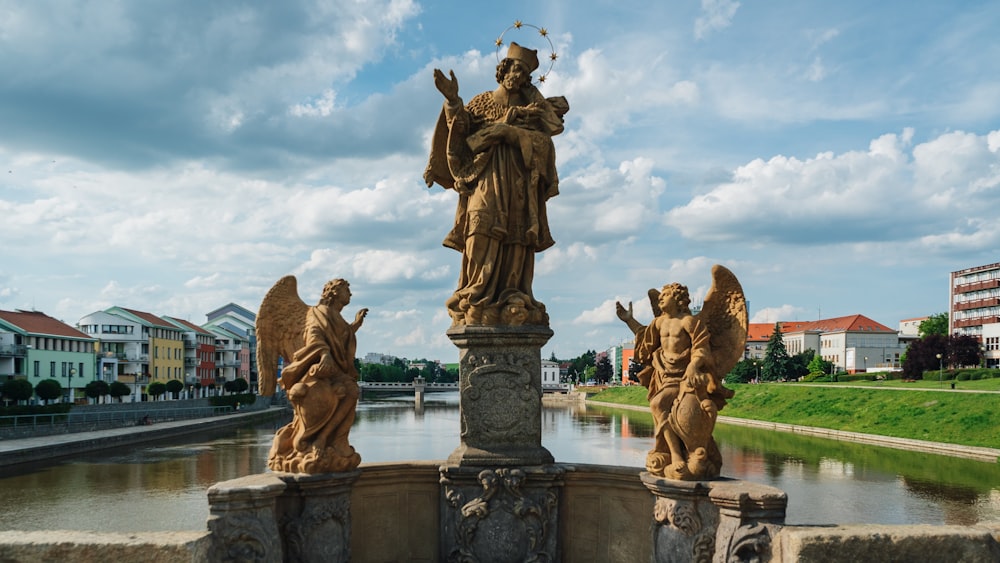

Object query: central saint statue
[424,42,569,327]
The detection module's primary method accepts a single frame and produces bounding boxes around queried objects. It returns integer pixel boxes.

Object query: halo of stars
[495,20,558,83]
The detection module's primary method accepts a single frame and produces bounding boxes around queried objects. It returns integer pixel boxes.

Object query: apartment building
[205,303,258,390]
[951,261,1000,368]
[0,309,97,403]
[780,314,903,373]
[164,316,218,391]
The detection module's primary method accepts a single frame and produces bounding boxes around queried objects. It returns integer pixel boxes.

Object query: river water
[1,392,998,532]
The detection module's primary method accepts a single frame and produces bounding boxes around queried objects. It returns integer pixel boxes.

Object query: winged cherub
[256,276,368,474]
[616,265,747,480]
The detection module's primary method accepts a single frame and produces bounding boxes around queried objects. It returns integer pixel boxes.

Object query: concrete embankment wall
[0,407,289,468]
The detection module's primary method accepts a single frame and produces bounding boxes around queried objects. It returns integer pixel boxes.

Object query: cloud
[694,0,741,40]
[664,128,1000,251]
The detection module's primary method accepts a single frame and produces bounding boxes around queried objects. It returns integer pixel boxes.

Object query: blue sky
[2,0,999,362]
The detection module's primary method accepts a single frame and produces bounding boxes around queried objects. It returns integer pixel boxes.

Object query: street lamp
[863,356,868,372]
[936,353,943,386]
[753,360,760,382]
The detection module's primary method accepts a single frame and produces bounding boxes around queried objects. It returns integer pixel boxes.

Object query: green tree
[807,354,833,377]
[35,378,63,404]
[2,378,34,405]
[109,381,132,402]
[84,380,110,404]
[165,379,184,399]
[761,323,789,381]
[902,333,947,380]
[787,349,815,380]
[147,381,167,400]
[594,355,613,384]
[232,377,249,393]
[918,313,949,337]
[725,358,756,384]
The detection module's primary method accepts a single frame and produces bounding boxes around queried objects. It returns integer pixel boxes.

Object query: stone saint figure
[256,276,367,474]
[616,265,747,480]
[424,42,569,327]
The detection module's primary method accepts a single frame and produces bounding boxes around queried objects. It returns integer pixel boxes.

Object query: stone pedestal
[446,325,554,466]
[641,473,786,563]
[207,473,286,562]
[274,470,360,563]
[440,464,564,563]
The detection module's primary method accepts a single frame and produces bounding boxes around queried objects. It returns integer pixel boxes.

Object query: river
[0,392,997,532]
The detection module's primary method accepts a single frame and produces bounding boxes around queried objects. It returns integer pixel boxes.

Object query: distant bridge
[358,381,457,393]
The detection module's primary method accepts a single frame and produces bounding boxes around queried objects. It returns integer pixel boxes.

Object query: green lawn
[588,383,1000,450]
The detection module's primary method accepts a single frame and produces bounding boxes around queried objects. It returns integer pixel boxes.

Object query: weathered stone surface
[0,530,209,562]
[274,470,360,563]
[447,325,553,466]
[439,464,564,563]
[772,524,1000,563]
[641,473,787,563]
[206,473,286,563]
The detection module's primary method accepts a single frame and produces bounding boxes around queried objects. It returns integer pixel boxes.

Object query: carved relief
[281,496,351,562]
[210,515,277,562]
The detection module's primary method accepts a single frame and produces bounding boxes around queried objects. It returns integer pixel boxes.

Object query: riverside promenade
[0,407,288,468]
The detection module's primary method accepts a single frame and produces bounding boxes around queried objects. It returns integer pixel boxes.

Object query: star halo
[495,20,558,83]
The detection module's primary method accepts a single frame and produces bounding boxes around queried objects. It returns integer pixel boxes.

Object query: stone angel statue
[616,265,747,481]
[256,276,368,474]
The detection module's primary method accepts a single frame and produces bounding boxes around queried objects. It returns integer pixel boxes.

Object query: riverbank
[0,406,289,469]
[586,383,1000,463]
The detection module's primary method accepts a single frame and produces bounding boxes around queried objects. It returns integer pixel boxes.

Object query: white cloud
[694,0,741,40]
[751,305,807,324]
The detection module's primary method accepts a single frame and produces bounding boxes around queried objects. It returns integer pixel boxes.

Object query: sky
[2,1,999,363]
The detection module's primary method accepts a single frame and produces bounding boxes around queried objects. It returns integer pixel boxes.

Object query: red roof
[165,316,214,336]
[747,323,773,341]
[118,307,173,328]
[778,314,894,334]
[0,309,92,339]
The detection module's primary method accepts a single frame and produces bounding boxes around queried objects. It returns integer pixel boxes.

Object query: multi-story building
[207,324,250,389]
[205,303,258,390]
[77,307,185,398]
[780,314,903,373]
[541,359,560,388]
[164,316,217,394]
[745,323,772,360]
[951,261,1000,368]
[1,309,96,403]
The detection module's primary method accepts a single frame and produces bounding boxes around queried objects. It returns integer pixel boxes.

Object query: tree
[2,378,34,405]
[594,355,613,384]
[948,334,982,367]
[147,381,167,400]
[232,377,249,394]
[761,323,789,381]
[918,313,949,337]
[109,381,131,402]
[35,378,63,404]
[787,349,815,380]
[725,358,757,384]
[84,380,110,404]
[807,354,833,377]
[902,333,947,380]
[165,379,184,399]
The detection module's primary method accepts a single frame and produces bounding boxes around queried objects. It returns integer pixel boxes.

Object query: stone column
[640,473,787,563]
[445,325,554,466]
[440,464,564,563]
[273,470,361,563]
[206,473,286,563]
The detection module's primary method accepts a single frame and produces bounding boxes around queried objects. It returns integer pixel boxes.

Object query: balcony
[953,296,1000,311]
[954,278,1000,293]
[0,344,27,357]
[184,358,200,367]
[952,316,1000,329]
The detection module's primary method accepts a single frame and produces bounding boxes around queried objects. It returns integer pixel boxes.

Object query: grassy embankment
[588,379,1000,450]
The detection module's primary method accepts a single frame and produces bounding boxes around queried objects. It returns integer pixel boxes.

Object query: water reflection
[0,393,997,532]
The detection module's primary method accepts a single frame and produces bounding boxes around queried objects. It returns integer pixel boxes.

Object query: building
[164,316,217,394]
[951,261,1000,368]
[204,303,258,390]
[206,324,251,389]
[0,309,97,403]
[780,314,903,373]
[745,323,772,360]
[541,359,560,388]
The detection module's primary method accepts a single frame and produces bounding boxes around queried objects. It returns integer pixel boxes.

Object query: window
[50,362,56,377]
[79,362,85,379]
[33,361,40,377]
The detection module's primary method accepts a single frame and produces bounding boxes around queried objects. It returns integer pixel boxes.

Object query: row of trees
[1,377,252,406]
[356,358,459,384]
[901,312,982,379]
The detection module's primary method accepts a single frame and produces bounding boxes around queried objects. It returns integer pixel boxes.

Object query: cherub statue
[256,276,368,474]
[616,265,747,480]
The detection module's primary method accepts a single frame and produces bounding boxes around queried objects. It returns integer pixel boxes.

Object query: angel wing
[695,264,748,378]
[647,288,662,317]
[255,275,309,396]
